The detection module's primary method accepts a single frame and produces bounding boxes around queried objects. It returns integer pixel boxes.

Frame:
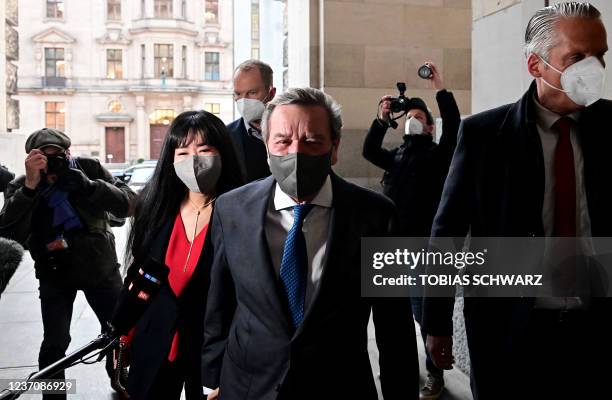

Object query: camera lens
[418,65,433,80]
[47,154,69,175]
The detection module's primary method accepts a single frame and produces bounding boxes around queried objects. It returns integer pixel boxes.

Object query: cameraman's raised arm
[427,62,461,167]
[362,95,398,171]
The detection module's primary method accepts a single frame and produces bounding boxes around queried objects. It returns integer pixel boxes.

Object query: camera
[46,153,70,175]
[387,82,419,129]
[418,64,433,80]
[390,82,411,113]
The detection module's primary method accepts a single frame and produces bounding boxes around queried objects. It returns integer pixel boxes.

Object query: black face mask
[268,151,332,199]
[46,153,70,176]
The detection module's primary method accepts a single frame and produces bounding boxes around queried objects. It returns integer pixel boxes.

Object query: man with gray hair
[423,2,612,399]
[202,87,418,399]
[227,59,276,182]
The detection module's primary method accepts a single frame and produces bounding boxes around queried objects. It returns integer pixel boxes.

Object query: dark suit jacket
[227,118,271,183]
[201,173,418,400]
[363,89,461,236]
[423,81,612,399]
[120,216,214,400]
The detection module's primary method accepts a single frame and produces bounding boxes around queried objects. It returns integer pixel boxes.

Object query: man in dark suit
[423,3,612,399]
[227,59,276,182]
[202,88,418,400]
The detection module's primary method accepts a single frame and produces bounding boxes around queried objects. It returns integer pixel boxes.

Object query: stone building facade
[16,0,234,164]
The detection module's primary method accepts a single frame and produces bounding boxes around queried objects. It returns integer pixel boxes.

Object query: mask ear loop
[537,55,569,93]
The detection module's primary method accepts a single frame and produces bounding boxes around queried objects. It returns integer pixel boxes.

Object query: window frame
[46,0,65,19]
[204,0,219,24]
[45,101,66,131]
[154,0,173,19]
[154,44,174,78]
[204,51,220,81]
[106,49,123,80]
[45,48,65,78]
[107,0,121,21]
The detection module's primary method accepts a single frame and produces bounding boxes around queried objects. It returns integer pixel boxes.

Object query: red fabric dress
[164,212,208,361]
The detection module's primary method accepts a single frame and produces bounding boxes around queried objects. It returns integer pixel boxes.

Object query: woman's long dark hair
[125,110,244,266]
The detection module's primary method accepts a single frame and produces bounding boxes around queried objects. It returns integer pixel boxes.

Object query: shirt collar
[273,175,333,211]
[243,118,263,140]
[533,94,581,130]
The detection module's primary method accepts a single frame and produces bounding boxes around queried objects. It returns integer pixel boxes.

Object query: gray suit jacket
[201,173,418,400]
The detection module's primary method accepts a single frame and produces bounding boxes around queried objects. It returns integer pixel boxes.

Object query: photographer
[362,62,460,400]
[0,128,136,399]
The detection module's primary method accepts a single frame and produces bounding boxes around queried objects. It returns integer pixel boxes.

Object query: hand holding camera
[379,82,417,129]
[377,95,394,123]
[56,168,96,195]
[376,61,444,129]
[24,149,47,190]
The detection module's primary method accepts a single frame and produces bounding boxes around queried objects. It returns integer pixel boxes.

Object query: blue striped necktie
[280,203,314,328]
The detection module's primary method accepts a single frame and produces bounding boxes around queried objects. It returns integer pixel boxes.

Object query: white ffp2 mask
[539,56,606,107]
[236,98,266,124]
[405,117,424,135]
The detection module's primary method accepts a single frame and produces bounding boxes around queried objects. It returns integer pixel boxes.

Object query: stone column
[0,0,24,174]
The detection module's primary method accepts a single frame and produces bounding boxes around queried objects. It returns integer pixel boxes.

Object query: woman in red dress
[114,110,243,400]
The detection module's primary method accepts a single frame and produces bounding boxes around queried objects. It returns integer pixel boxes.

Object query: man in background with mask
[202,87,418,400]
[423,3,612,399]
[227,59,276,182]
[363,62,460,400]
[0,128,135,399]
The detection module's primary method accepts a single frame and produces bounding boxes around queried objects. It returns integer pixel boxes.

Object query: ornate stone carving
[6,61,17,94]
[6,98,20,131]
[6,25,18,61]
[6,0,18,27]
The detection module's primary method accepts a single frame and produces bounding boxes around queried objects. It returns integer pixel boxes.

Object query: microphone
[0,238,24,298]
[110,258,169,336]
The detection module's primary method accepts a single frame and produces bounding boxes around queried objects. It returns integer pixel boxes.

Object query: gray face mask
[268,152,331,199]
[173,155,222,194]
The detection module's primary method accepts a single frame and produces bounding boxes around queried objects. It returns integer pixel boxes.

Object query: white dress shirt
[243,118,264,141]
[532,96,592,309]
[265,176,333,308]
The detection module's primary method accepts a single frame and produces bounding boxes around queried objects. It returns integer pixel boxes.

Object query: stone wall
[315,0,472,187]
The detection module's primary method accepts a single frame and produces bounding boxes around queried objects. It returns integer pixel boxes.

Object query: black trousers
[38,272,122,400]
[145,356,202,400]
[516,308,608,400]
[410,296,443,378]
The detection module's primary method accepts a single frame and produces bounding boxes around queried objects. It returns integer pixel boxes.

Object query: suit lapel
[251,176,295,333]
[497,81,545,235]
[577,104,601,235]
